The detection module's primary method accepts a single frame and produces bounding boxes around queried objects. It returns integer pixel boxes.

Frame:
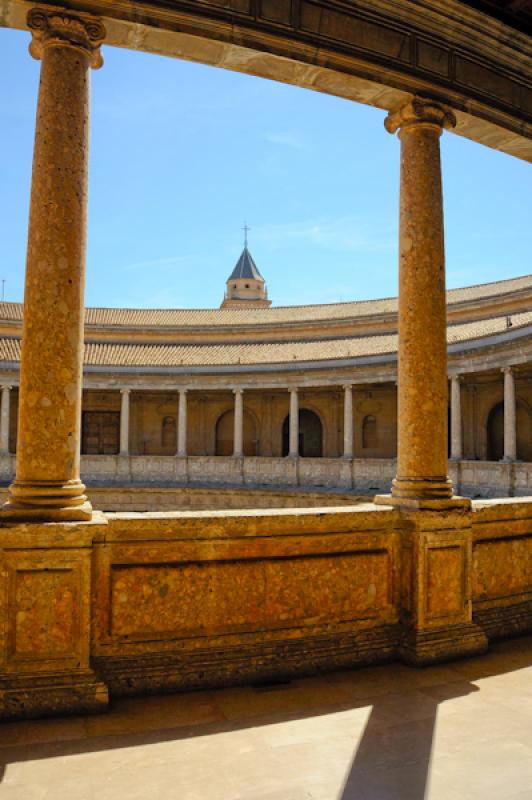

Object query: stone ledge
[0,670,108,720]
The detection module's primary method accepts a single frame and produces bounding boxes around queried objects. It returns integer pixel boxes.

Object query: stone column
[0,385,11,455]
[233,389,244,458]
[119,389,130,456]
[3,9,105,521]
[377,98,464,509]
[343,384,353,458]
[502,367,517,461]
[450,375,463,460]
[289,388,299,457]
[177,389,188,457]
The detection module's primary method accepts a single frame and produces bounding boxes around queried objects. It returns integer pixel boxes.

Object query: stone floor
[1,636,532,800]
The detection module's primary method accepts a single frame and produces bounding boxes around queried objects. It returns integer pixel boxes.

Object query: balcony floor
[1,636,531,799]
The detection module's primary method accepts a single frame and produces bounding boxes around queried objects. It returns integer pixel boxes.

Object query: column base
[2,479,93,522]
[399,622,488,666]
[0,669,108,720]
[374,494,471,511]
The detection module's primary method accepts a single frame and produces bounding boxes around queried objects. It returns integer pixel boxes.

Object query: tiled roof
[0,312,529,368]
[0,274,529,329]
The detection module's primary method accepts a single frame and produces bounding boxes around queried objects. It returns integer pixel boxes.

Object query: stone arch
[161,415,176,451]
[215,409,258,456]
[487,399,532,461]
[362,414,377,450]
[281,408,323,457]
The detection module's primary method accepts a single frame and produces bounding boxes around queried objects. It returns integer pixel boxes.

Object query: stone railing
[1,497,532,719]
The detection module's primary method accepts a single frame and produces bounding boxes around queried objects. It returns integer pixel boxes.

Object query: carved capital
[385,97,456,136]
[28,7,105,68]
[501,366,513,375]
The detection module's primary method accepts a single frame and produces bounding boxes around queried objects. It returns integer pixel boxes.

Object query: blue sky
[0,27,530,309]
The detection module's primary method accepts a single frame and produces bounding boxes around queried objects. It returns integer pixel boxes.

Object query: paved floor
[1,636,532,800]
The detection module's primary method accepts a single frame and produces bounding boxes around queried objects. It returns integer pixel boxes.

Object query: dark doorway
[82,411,120,455]
[282,409,323,457]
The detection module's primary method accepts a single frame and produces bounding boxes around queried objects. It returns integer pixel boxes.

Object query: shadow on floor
[1,635,531,799]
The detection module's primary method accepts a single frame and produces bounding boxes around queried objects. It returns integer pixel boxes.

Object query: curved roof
[0,311,529,368]
[0,274,529,330]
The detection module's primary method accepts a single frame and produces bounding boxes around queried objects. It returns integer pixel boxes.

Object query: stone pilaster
[0,385,11,455]
[450,375,463,460]
[502,367,517,462]
[375,97,468,511]
[233,389,244,458]
[119,389,130,456]
[343,384,353,458]
[289,388,299,458]
[177,389,188,457]
[3,8,105,521]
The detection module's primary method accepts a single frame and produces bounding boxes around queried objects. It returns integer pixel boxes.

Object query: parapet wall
[1,455,530,500]
[1,497,531,719]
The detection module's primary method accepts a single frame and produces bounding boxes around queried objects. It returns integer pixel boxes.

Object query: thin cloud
[265,132,310,152]
[252,216,396,254]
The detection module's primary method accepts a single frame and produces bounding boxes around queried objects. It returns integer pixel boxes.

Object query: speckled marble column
[376,98,468,510]
[3,9,105,521]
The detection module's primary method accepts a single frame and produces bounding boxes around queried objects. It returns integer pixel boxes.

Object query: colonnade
[0,7,521,520]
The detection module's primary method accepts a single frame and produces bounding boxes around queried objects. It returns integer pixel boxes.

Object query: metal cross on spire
[243,222,250,248]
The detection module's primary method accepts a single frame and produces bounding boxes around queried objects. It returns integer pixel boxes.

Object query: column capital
[233,388,244,395]
[1,385,12,392]
[289,387,298,394]
[120,387,131,395]
[501,366,514,374]
[385,97,456,137]
[27,7,105,68]
[342,383,353,391]
[178,387,188,395]
[449,374,462,383]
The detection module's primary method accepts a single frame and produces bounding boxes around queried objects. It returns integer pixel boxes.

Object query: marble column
[177,389,188,457]
[450,375,463,460]
[0,385,11,455]
[3,9,105,521]
[289,388,299,457]
[343,384,354,458]
[502,367,517,461]
[233,389,244,458]
[119,389,130,456]
[378,98,462,508]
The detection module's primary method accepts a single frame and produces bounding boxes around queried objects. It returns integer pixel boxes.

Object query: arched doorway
[282,409,323,457]
[487,401,532,461]
[215,410,258,456]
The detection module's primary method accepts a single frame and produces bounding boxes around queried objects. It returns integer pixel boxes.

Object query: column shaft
[0,386,11,455]
[450,376,462,460]
[177,389,187,456]
[343,384,353,458]
[120,390,130,456]
[289,389,299,457]
[383,99,457,505]
[233,389,244,457]
[3,10,104,521]
[503,367,517,461]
